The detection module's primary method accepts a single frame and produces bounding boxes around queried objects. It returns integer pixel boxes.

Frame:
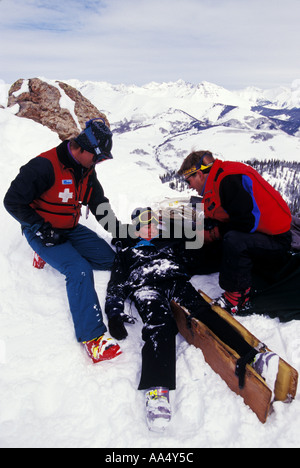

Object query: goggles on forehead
[184,161,214,180]
[137,210,160,225]
[183,152,214,180]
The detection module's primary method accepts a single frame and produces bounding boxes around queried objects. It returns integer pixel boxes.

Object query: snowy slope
[0,81,300,448]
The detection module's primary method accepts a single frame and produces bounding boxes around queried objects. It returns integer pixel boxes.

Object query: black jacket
[3,140,122,234]
[105,233,190,319]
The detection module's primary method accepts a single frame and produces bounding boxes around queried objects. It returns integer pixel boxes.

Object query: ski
[171,290,298,423]
[199,290,298,403]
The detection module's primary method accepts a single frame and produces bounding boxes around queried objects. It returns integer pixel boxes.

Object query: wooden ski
[171,290,298,423]
[199,290,298,404]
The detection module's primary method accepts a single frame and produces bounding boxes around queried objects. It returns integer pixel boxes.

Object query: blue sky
[0,0,299,89]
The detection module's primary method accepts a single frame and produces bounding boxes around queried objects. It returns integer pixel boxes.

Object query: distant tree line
[160,159,300,216]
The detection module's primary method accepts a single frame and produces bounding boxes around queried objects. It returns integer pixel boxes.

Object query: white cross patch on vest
[59,188,74,203]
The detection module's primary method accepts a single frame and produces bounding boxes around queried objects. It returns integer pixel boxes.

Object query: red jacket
[203,159,291,235]
[30,147,93,229]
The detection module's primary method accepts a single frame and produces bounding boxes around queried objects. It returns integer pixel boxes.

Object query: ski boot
[83,334,122,363]
[145,387,171,432]
[251,351,280,400]
[214,288,251,315]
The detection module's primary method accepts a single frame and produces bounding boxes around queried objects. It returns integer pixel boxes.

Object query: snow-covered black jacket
[3,140,123,235]
[105,233,190,319]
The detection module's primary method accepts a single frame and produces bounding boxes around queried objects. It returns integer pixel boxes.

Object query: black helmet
[75,118,113,162]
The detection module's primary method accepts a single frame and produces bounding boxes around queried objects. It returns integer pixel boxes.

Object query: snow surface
[0,81,300,449]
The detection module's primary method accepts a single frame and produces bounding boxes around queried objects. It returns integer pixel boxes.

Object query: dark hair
[178,150,214,175]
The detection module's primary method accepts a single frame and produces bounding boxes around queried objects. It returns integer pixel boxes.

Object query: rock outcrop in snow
[7,78,109,140]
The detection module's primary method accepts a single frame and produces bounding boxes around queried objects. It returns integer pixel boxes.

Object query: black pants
[132,279,253,391]
[219,230,291,291]
[185,230,291,292]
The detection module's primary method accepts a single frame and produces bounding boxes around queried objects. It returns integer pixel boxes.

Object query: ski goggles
[137,210,160,225]
[183,153,214,182]
[184,161,213,181]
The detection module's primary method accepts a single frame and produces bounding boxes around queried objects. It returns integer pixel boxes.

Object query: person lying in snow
[105,207,281,432]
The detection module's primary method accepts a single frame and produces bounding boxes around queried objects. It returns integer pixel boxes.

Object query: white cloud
[0,0,299,89]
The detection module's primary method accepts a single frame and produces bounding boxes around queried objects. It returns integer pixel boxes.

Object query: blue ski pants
[24,224,115,342]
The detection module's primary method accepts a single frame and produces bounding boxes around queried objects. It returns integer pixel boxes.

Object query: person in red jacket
[178,150,292,314]
[4,118,129,363]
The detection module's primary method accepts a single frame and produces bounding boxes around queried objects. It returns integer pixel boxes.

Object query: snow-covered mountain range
[1,77,300,215]
[63,78,300,173]
[68,78,300,214]
[2,77,300,170]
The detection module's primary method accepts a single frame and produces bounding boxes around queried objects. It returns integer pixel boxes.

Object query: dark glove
[108,315,128,341]
[203,218,221,243]
[36,222,66,247]
[204,225,221,243]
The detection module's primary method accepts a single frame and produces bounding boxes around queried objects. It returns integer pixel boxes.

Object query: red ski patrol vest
[203,159,292,235]
[30,147,93,229]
